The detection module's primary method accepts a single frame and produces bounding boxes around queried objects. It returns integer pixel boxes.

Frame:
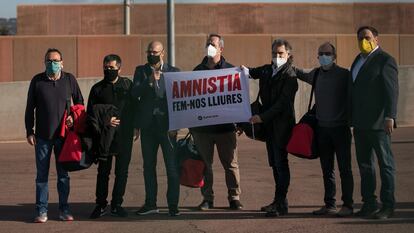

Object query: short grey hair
[208,34,224,48]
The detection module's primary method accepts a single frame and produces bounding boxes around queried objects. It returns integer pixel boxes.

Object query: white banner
[164,67,251,130]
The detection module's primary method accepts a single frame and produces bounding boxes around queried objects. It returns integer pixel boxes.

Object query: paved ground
[0,128,413,233]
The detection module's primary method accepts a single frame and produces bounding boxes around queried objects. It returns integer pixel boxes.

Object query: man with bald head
[295,42,354,217]
[131,41,181,216]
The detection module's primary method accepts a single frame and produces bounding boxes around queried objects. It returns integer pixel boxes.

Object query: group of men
[25,25,398,223]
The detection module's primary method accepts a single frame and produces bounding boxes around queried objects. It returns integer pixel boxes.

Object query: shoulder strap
[307,68,320,111]
[65,74,72,114]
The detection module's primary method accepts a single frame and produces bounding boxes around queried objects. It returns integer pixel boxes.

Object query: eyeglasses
[45,59,61,63]
[318,52,333,56]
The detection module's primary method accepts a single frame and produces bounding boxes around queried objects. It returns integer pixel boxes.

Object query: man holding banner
[189,34,243,211]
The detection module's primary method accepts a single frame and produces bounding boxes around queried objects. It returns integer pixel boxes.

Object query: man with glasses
[25,48,84,223]
[88,54,135,218]
[132,41,181,216]
[295,42,354,217]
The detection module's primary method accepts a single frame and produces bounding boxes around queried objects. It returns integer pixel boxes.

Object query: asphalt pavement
[0,128,413,233]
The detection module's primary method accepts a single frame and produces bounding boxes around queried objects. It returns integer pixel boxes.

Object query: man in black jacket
[295,42,354,217]
[248,39,298,217]
[88,54,135,219]
[132,41,181,217]
[191,34,243,211]
[25,48,84,223]
[351,26,399,219]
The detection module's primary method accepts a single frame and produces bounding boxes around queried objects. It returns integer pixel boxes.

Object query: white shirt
[352,46,379,82]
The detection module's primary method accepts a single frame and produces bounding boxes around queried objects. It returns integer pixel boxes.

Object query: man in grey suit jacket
[351,26,399,219]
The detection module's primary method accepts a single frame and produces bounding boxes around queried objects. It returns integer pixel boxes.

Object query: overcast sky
[2,0,414,18]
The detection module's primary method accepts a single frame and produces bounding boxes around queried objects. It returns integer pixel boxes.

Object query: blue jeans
[354,129,396,209]
[35,137,70,214]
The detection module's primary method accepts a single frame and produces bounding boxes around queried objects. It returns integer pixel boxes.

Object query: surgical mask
[359,38,376,54]
[147,55,161,65]
[206,44,217,58]
[318,55,333,66]
[273,57,287,68]
[104,69,119,82]
[45,61,61,75]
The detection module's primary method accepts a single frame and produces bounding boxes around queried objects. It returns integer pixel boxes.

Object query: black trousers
[317,126,354,208]
[353,129,395,208]
[265,130,290,209]
[95,135,133,207]
[141,128,180,209]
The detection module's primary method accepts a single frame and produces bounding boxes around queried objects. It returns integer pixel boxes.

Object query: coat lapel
[353,48,381,84]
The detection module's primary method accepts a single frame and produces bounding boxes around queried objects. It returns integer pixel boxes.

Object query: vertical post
[167,0,175,66]
[124,0,131,35]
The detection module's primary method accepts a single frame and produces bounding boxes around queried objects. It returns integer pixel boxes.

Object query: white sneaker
[34,213,48,223]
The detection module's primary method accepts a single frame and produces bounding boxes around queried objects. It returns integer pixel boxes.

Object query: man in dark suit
[131,41,181,217]
[351,26,399,219]
[248,39,298,217]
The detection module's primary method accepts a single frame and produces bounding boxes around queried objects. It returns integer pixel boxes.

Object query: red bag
[58,130,93,171]
[180,159,205,188]
[286,122,317,159]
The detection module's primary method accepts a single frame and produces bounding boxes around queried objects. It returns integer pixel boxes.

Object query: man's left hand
[249,115,263,124]
[65,115,74,127]
[385,118,394,135]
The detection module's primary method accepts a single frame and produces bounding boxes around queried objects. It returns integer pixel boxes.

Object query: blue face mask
[318,55,333,67]
[46,61,62,75]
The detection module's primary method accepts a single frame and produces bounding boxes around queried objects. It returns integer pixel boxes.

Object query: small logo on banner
[197,115,219,121]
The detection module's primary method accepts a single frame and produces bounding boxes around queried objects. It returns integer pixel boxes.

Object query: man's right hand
[27,135,36,146]
[109,117,120,127]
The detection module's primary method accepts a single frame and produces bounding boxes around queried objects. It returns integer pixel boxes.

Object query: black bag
[176,132,205,188]
[287,68,320,159]
[239,91,266,142]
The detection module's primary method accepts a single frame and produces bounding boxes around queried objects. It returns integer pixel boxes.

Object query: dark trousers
[95,138,133,207]
[354,129,396,208]
[141,128,180,208]
[265,132,290,209]
[317,126,354,208]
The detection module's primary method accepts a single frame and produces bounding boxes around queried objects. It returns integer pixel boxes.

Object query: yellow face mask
[359,38,376,54]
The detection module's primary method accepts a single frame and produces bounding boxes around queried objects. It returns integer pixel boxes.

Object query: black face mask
[104,69,119,82]
[147,55,161,65]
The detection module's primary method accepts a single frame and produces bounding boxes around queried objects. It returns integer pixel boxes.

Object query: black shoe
[372,207,394,220]
[265,209,279,217]
[198,201,213,211]
[110,205,128,217]
[277,206,288,216]
[229,200,243,210]
[136,205,159,215]
[355,205,379,217]
[261,201,277,212]
[89,205,107,219]
[169,207,181,217]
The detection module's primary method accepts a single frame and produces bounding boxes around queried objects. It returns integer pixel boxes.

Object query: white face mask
[206,44,217,58]
[273,57,287,68]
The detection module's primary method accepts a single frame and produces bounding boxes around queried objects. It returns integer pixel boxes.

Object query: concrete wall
[17,3,414,35]
[1,34,413,82]
[1,66,413,141]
